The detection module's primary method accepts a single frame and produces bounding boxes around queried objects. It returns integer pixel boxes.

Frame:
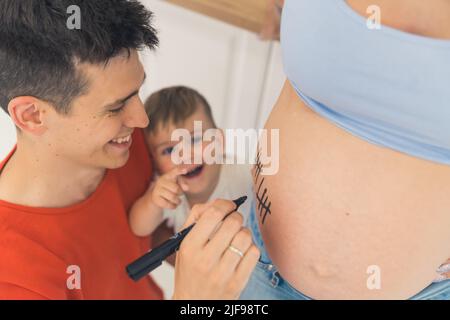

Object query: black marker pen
[126,196,248,281]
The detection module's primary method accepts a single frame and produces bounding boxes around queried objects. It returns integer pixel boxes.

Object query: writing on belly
[254,150,272,224]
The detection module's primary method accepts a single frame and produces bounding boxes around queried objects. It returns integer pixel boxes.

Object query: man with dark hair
[0,1,258,299]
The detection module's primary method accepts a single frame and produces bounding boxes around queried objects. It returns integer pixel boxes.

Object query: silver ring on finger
[228,245,244,258]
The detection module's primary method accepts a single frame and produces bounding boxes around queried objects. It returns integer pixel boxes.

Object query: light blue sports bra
[281,0,450,165]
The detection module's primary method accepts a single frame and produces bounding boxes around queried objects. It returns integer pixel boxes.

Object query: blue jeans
[240,200,450,300]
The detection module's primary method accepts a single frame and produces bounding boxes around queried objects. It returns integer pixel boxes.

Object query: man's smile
[108,133,133,151]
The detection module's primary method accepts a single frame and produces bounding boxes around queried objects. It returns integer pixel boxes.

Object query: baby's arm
[129,166,188,237]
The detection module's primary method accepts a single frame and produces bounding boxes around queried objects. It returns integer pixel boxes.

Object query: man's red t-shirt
[0,129,163,299]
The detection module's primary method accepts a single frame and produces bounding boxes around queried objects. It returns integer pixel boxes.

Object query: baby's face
[145,107,222,199]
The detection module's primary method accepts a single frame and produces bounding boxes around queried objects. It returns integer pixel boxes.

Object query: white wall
[0,110,16,159]
[139,0,285,130]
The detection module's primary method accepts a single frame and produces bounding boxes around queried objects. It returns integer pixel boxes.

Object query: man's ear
[8,96,49,136]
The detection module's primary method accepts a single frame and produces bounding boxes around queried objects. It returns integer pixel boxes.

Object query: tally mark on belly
[254,150,272,225]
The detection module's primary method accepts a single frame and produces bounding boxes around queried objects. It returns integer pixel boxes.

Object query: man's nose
[123,96,149,129]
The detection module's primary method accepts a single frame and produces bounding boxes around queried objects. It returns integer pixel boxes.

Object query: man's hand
[151,166,189,210]
[172,199,260,300]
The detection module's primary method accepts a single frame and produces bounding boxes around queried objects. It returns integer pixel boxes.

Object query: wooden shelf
[166,0,268,33]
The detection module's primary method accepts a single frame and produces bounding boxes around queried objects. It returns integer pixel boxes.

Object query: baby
[129,86,253,239]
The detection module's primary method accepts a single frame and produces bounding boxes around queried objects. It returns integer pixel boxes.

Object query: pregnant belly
[256,81,450,299]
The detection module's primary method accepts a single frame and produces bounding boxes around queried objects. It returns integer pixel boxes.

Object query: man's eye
[162,147,175,156]
[109,104,126,115]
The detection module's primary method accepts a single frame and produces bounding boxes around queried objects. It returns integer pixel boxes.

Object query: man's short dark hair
[144,86,217,135]
[0,0,158,115]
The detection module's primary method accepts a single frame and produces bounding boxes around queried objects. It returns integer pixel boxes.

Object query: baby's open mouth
[182,165,204,179]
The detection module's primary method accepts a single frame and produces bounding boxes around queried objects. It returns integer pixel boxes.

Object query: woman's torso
[257,0,450,299]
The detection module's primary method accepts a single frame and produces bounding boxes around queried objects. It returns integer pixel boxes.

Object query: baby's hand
[151,166,189,210]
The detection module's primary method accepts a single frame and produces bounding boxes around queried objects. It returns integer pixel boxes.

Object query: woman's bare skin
[256,0,450,299]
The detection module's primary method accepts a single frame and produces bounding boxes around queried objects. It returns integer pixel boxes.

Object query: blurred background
[0,0,286,298]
